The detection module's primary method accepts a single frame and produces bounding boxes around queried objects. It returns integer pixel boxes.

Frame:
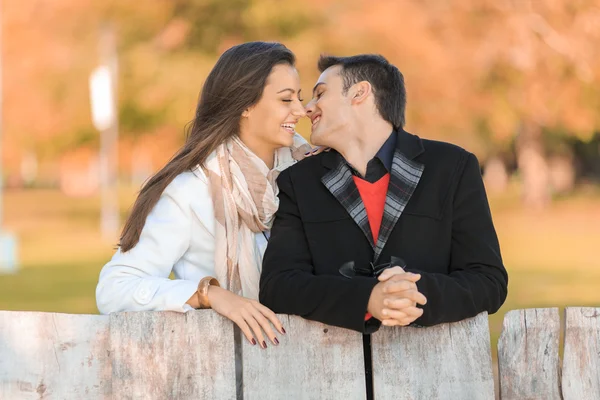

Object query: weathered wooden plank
[109,310,236,400]
[562,307,600,400]
[371,312,494,400]
[0,311,110,399]
[498,308,561,400]
[241,315,366,400]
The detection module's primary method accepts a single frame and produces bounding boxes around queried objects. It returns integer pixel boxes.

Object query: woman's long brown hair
[119,42,295,252]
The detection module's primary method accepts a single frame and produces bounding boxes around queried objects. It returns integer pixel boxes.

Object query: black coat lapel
[373,147,424,262]
[319,130,425,259]
[321,153,375,248]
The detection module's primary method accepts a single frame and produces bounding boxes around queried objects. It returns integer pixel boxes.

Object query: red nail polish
[281,327,286,334]
[251,338,256,346]
[274,337,279,345]
[262,341,267,349]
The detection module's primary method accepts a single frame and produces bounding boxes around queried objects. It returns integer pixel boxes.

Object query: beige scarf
[203,134,311,300]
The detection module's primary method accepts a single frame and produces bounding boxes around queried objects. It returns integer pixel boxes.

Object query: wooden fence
[0,307,598,399]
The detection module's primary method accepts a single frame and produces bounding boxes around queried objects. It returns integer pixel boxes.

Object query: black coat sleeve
[259,169,379,333]
[406,152,508,326]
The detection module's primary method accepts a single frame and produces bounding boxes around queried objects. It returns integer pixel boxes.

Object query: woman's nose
[293,102,307,118]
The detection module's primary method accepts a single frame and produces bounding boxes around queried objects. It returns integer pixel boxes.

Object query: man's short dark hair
[318,54,406,129]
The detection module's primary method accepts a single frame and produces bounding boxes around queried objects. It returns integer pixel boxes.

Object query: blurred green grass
[0,184,599,354]
[0,261,101,314]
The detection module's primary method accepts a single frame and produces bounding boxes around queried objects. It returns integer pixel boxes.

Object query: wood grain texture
[0,311,110,399]
[241,315,366,400]
[371,312,494,400]
[4,308,599,399]
[109,310,236,400]
[498,308,561,400]
[562,307,600,400]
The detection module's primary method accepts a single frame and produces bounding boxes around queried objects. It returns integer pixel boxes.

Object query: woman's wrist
[206,284,222,306]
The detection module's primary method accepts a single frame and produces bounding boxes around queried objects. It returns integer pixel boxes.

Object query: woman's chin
[276,136,295,149]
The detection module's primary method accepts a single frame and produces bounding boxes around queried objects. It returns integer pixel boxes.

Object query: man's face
[305,65,352,147]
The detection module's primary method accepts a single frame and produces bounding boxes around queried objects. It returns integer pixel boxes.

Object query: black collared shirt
[347,131,396,183]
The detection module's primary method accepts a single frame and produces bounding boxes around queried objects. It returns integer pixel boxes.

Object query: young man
[260,54,508,333]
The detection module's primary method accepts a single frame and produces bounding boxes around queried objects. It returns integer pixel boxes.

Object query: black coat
[260,130,508,333]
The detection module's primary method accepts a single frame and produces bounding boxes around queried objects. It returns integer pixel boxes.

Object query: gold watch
[196,277,220,309]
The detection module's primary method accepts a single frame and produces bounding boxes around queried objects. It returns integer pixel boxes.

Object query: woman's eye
[282,99,292,102]
[316,92,323,99]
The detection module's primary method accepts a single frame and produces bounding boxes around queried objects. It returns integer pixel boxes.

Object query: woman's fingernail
[274,337,279,345]
[262,341,267,349]
[281,327,286,334]
[304,152,311,156]
[251,338,257,346]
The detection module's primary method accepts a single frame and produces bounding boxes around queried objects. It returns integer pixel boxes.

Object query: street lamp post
[90,25,119,240]
[0,2,18,274]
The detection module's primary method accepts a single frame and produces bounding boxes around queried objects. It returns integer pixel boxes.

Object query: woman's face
[241,64,306,150]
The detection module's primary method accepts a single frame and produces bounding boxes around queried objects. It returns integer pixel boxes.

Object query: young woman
[96,42,312,349]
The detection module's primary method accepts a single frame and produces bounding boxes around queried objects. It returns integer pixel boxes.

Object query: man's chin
[309,130,325,147]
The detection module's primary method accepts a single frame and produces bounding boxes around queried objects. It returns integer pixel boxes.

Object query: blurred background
[0,0,599,366]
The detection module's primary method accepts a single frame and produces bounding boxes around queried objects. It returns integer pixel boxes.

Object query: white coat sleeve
[95,177,203,314]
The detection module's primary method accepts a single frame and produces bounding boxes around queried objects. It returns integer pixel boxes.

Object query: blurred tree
[2,0,322,181]
[307,0,600,207]
[2,0,598,205]
[460,1,600,206]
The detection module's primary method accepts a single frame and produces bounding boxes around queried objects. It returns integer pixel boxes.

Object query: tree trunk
[516,122,551,208]
[549,153,575,194]
[483,156,509,194]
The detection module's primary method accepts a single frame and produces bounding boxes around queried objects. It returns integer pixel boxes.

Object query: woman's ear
[242,104,257,118]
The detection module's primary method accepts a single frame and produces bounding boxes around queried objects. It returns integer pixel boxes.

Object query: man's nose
[305,99,315,115]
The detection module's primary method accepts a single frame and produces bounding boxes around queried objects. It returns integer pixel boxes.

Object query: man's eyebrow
[312,82,325,96]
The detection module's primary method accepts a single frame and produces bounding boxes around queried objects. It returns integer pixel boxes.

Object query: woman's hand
[208,286,285,348]
[304,146,331,157]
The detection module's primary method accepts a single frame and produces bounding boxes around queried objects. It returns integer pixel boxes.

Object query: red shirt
[353,173,390,321]
[352,174,390,244]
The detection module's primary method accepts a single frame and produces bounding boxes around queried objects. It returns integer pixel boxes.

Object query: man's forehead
[313,66,343,96]
[316,65,342,85]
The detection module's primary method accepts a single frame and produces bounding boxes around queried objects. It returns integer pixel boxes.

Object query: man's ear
[350,81,372,105]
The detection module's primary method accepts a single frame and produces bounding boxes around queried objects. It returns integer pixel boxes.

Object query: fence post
[108,310,236,399]
[241,315,366,400]
[561,307,600,400]
[0,311,110,399]
[371,312,494,399]
[498,308,561,400]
